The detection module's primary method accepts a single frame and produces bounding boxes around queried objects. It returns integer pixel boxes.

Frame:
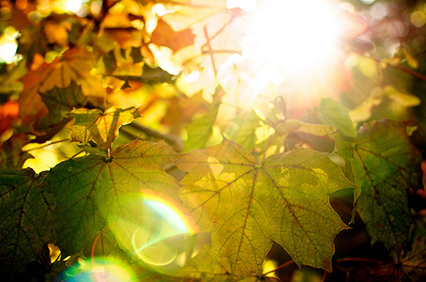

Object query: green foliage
[352,120,420,250]
[0,169,55,274]
[176,139,352,278]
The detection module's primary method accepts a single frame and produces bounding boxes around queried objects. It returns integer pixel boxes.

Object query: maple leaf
[224,110,272,152]
[175,139,353,279]
[183,87,224,152]
[162,0,248,75]
[351,120,421,250]
[38,80,87,127]
[19,48,103,124]
[319,98,357,139]
[150,19,195,53]
[67,107,140,149]
[0,168,55,274]
[395,235,426,281]
[42,140,182,257]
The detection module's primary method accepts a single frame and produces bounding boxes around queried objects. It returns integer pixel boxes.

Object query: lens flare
[143,191,198,235]
[131,191,198,269]
[64,257,135,282]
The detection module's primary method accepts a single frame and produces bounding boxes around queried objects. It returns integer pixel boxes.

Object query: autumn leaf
[19,48,103,124]
[0,168,55,274]
[162,0,248,75]
[150,19,195,53]
[183,87,223,152]
[38,80,87,126]
[352,120,421,250]
[67,107,140,149]
[42,140,182,257]
[175,139,353,279]
[0,101,19,135]
[161,91,209,135]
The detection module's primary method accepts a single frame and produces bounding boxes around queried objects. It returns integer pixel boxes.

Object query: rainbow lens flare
[131,190,198,270]
[63,257,136,282]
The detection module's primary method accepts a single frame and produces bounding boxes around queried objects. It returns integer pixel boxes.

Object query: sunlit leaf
[162,0,248,76]
[319,98,357,138]
[68,107,140,149]
[176,139,352,278]
[183,87,223,152]
[43,140,182,256]
[19,48,103,124]
[349,86,420,122]
[150,19,195,53]
[0,168,55,274]
[353,120,421,250]
[173,245,231,281]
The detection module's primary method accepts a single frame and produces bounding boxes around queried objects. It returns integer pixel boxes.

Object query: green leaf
[0,168,55,274]
[382,85,421,108]
[224,110,274,152]
[319,98,357,138]
[43,140,182,256]
[68,107,140,149]
[39,80,87,124]
[353,120,421,250]
[183,87,224,152]
[175,139,352,278]
[349,86,420,122]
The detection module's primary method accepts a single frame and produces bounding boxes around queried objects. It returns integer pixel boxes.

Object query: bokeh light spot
[411,11,426,28]
[64,257,135,282]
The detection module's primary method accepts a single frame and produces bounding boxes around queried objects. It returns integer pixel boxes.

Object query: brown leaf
[19,48,103,124]
[151,19,195,52]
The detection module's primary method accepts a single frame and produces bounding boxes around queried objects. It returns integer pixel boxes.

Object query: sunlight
[0,26,20,64]
[246,0,339,77]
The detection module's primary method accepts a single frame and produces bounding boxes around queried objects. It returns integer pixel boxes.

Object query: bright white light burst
[245,0,339,76]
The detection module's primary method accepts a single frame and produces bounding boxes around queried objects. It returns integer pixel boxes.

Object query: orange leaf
[19,48,103,124]
[150,19,195,53]
[0,101,19,135]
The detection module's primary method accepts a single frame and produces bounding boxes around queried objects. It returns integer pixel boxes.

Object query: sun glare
[246,0,339,75]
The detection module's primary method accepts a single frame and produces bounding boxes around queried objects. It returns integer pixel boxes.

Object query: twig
[120,123,184,152]
[23,139,71,152]
[262,259,295,276]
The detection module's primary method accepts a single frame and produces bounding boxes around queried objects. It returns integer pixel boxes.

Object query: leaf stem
[120,123,183,152]
[23,138,71,152]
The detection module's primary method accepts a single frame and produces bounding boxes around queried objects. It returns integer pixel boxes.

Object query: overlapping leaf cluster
[0,0,425,281]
